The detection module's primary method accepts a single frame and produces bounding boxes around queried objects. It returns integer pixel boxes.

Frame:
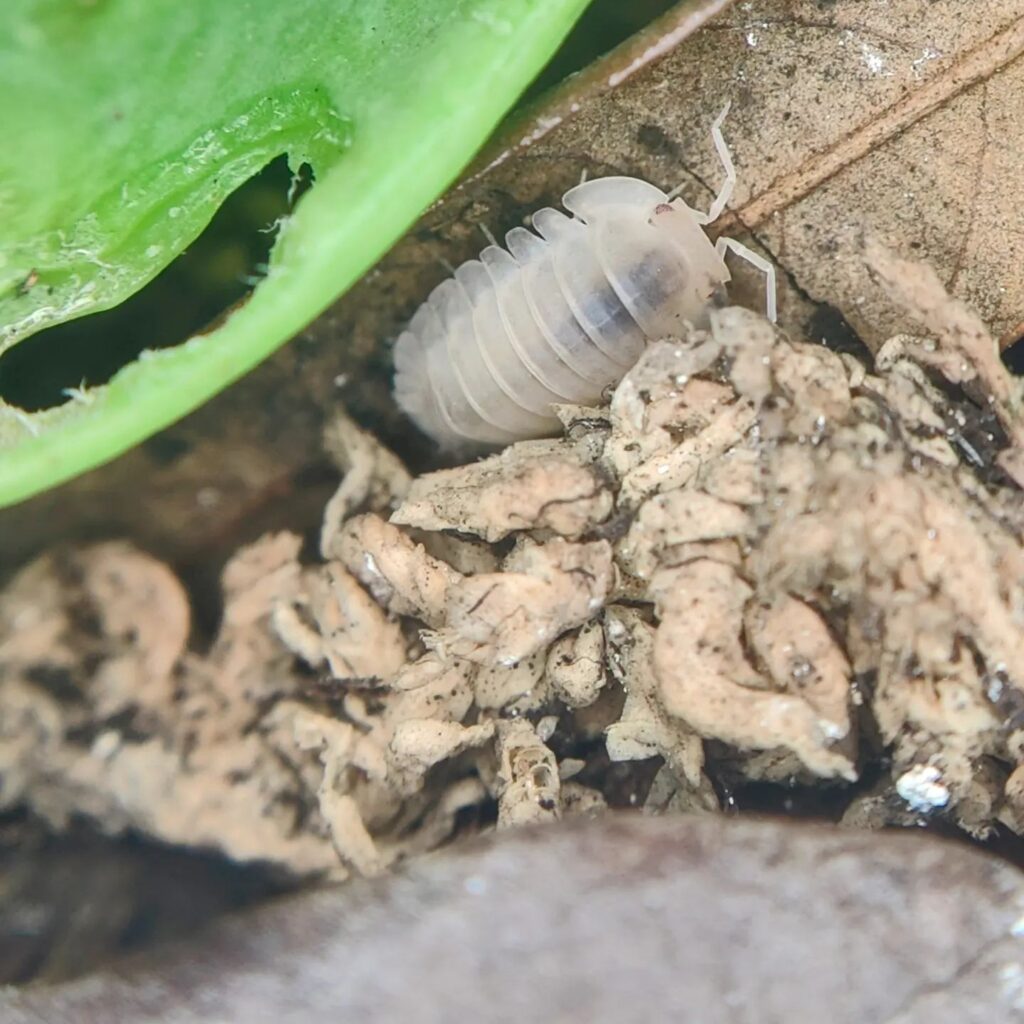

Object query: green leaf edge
[0,0,590,508]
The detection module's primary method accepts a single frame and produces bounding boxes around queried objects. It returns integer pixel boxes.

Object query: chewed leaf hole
[0,157,313,412]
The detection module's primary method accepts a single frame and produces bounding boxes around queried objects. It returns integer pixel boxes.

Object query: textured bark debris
[0,542,189,721]
[5,260,1024,878]
[651,557,857,781]
[271,562,407,680]
[864,235,1024,484]
[318,411,413,559]
[333,513,462,627]
[494,719,562,827]
[4,815,1022,1024]
[0,537,340,874]
[606,339,760,506]
[473,651,549,714]
[391,440,613,542]
[545,619,606,709]
[747,595,853,748]
[617,489,750,579]
[604,335,730,480]
[604,606,711,802]
[437,537,615,666]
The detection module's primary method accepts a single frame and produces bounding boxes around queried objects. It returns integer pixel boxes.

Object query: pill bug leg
[393,327,450,443]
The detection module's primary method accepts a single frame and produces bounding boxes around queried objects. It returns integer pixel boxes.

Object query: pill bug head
[562,176,730,338]
[645,199,730,329]
[634,199,733,339]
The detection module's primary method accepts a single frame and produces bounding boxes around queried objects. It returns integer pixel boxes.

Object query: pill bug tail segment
[392,347,489,455]
[392,327,449,445]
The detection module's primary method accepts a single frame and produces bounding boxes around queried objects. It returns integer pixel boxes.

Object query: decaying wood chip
[319,410,412,559]
[494,719,561,827]
[865,235,1024,483]
[605,606,711,801]
[335,513,462,627]
[0,538,340,875]
[437,538,614,666]
[271,562,406,680]
[545,619,606,709]
[652,557,856,781]
[474,652,548,713]
[392,440,612,542]
[618,489,750,578]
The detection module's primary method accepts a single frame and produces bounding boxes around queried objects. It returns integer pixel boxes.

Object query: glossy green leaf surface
[0,0,590,506]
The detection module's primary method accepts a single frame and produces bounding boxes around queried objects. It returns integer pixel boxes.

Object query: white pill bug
[393,105,776,448]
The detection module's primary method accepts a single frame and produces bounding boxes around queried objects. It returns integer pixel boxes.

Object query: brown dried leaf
[464,0,1024,352]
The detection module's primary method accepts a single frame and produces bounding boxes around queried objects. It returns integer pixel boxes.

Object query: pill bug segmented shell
[393,176,734,448]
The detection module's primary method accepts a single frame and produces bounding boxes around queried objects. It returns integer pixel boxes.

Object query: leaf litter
[3,241,1024,879]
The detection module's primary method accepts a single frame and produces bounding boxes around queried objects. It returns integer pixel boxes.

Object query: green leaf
[0,0,590,507]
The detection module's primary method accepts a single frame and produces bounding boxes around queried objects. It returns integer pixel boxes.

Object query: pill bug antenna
[715,236,778,323]
[667,101,736,224]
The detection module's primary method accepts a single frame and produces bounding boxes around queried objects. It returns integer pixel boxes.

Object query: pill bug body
[393,176,734,448]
